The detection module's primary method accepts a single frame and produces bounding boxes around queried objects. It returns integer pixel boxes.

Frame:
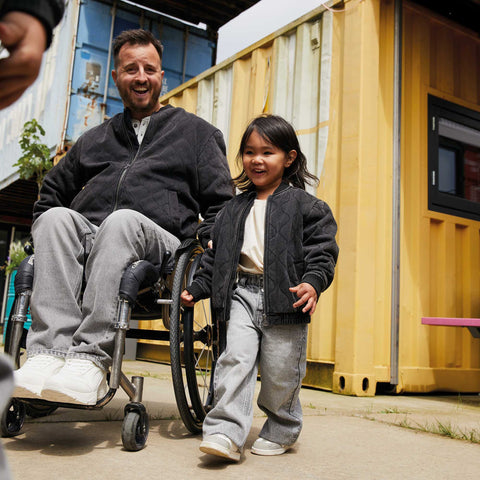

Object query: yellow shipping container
[139,0,480,395]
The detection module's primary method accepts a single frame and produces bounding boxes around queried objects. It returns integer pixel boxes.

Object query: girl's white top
[238,199,266,275]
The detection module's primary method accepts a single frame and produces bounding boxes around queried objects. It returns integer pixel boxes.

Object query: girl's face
[242,129,296,199]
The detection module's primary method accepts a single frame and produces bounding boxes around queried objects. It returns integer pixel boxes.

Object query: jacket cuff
[186,283,207,302]
[301,273,324,297]
[1,0,64,48]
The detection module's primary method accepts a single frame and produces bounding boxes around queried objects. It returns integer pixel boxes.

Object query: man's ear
[111,69,117,85]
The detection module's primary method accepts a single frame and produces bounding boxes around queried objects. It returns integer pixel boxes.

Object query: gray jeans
[27,207,180,370]
[203,274,308,449]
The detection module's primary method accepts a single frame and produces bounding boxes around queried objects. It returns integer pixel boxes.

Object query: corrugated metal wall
[327,0,395,396]
[400,2,480,392]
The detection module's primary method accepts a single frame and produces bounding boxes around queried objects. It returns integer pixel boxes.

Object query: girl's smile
[242,130,296,199]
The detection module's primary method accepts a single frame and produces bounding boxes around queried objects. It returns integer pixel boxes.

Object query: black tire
[169,242,218,434]
[121,411,149,451]
[183,293,217,419]
[1,400,25,437]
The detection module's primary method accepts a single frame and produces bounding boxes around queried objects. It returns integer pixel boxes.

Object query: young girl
[181,114,338,461]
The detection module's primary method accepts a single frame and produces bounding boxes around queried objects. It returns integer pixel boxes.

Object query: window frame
[428,95,480,222]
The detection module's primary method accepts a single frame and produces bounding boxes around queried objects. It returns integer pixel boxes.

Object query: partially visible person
[0,355,14,480]
[181,114,339,461]
[13,29,233,406]
[0,0,65,109]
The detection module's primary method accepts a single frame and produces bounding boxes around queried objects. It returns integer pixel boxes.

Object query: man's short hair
[113,29,163,67]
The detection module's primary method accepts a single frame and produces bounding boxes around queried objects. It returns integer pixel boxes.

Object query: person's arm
[0,1,65,109]
[0,0,65,47]
[301,199,339,296]
[182,204,226,303]
[32,141,83,223]
[196,129,233,248]
[290,200,338,315]
[183,238,216,302]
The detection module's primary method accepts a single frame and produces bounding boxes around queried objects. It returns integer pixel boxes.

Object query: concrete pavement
[2,360,480,480]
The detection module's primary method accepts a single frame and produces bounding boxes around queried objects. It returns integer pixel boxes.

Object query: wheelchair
[1,239,224,451]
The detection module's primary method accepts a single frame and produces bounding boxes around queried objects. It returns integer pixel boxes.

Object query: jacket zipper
[113,120,143,212]
[225,196,255,311]
[263,196,271,321]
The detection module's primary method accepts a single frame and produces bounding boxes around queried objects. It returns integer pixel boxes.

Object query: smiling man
[13,29,233,405]
[112,31,164,119]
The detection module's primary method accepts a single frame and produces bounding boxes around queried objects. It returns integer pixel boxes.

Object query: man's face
[112,42,164,120]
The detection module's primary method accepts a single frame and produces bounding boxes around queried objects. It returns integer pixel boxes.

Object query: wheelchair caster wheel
[1,399,26,437]
[122,410,149,451]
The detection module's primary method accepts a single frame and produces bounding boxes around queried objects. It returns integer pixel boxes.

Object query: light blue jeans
[203,274,308,449]
[27,207,180,370]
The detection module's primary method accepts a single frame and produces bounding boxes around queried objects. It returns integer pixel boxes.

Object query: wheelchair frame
[1,239,222,451]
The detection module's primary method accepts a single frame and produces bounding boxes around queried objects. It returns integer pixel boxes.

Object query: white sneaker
[251,437,291,456]
[13,354,65,398]
[200,434,241,461]
[41,358,108,405]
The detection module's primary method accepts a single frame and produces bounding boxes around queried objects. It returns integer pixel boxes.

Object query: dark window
[428,95,480,221]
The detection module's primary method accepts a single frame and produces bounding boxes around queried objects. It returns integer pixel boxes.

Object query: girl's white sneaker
[251,437,291,456]
[200,434,241,461]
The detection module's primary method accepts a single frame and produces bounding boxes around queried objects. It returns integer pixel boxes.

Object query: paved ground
[2,360,480,480]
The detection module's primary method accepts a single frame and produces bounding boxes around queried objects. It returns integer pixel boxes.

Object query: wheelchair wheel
[121,410,149,451]
[170,241,218,434]
[1,399,25,437]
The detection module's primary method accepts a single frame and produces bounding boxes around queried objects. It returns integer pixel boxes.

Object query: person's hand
[180,289,195,307]
[207,240,213,249]
[289,282,318,315]
[0,11,47,109]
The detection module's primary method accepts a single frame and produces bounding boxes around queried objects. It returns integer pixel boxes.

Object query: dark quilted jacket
[186,182,339,325]
[33,105,233,247]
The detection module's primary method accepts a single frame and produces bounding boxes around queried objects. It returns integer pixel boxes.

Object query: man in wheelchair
[13,29,233,406]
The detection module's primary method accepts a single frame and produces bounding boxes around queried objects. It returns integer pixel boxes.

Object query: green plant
[3,241,28,275]
[13,119,52,194]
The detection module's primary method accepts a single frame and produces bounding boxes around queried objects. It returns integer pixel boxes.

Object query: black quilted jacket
[186,182,339,325]
[33,105,233,247]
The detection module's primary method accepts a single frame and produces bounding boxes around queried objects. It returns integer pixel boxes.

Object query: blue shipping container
[66,0,215,143]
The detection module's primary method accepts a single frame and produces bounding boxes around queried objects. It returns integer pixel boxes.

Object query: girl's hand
[289,283,318,315]
[180,289,195,307]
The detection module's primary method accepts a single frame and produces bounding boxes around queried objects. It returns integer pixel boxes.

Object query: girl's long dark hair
[233,114,319,191]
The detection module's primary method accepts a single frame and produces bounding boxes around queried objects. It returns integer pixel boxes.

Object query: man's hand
[180,289,195,307]
[0,12,47,109]
[289,282,318,315]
